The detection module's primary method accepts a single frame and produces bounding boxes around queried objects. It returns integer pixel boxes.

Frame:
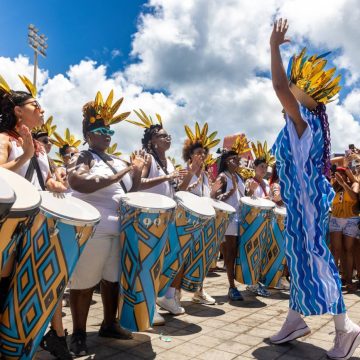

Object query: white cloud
[2,0,360,161]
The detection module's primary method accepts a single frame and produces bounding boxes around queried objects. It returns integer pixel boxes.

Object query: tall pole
[28,24,48,88]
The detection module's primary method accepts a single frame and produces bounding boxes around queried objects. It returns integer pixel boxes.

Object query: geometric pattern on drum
[181,218,217,292]
[263,214,286,288]
[118,205,172,332]
[158,206,203,297]
[235,205,274,286]
[0,216,31,278]
[0,213,93,360]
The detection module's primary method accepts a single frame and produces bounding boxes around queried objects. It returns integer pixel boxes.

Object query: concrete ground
[36,266,360,360]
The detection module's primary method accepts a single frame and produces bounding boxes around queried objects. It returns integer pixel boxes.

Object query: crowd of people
[1,19,360,360]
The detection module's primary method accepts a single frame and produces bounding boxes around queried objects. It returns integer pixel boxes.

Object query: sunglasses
[21,100,42,110]
[89,127,115,136]
[63,152,76,159]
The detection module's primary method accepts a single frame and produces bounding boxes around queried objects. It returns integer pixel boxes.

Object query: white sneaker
[327,324,360,360]
[152,310,165,326]
[275,277,290,290]
[192,290,216,305]
[270,317,310,344]
[157,296,185,315]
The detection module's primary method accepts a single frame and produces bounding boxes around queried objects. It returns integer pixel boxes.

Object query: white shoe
[192,290,216,305]
[327,324,360,360]
[270,317,310,344]
[275,277,290,290]
[157,296,185,315]
[152,310,165,326]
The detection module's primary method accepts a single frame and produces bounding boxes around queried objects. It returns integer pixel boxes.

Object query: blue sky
[0,0,147,76]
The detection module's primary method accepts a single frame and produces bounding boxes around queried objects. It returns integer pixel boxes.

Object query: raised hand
[18,125,35,159]
[131,150,147,171]
[270,18,290,47]
[189,154,203,174]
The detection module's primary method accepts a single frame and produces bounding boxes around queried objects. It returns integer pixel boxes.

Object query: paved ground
[36,265,360,360]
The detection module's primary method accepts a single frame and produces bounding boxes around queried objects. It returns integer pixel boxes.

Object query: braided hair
[141,124,162,152]
[81,101,97,141]
[0,89,32,132]
[218,150,238,174]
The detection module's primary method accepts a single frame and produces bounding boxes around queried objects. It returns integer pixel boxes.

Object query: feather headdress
[184,122,220,150]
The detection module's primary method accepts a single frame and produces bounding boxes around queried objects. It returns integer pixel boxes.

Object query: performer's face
[191,147,207,162]
[152,129,171,152]
[62,146,79,165]
[255,162,267,178]
[87,129,112,152]
[14,98,45,130]
[37,135,52,154]
[226,155,239,171]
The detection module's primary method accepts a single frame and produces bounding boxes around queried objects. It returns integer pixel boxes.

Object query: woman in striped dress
[270,19,360,359]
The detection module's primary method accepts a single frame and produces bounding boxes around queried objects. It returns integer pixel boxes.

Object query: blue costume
[272,104,346,316]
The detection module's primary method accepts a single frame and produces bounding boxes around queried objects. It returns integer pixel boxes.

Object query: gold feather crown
[184,122,220,150]
[288,47,341,104]
[232,135,251,155]
[106,143,122,157]
[126,109,163,128]
[89,90,130,126]
[251,141,275,167]
[204,153,217,167]
[32,116,56,137]
[237,167,255,180]
[0,74,37,98]
[51,128,82,149]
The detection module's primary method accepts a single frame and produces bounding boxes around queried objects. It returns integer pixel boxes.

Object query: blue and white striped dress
[272,104,346,316]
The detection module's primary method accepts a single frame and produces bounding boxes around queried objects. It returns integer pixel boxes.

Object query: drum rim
[8,207,39,219]
[204,198,236,214]
[41,208,101,226]
[176,199,215,219]
[0,179,16,203]
[240,196,275,210]
[120,193,177,212]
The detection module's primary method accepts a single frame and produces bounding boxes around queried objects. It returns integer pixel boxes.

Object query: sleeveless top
[332,189,359,218]
[188,172,211,197]
[7,139,49,191]
[141,154,175,198]
[71,152,132,235]
[222,172,245,210]
[245,177,270,198]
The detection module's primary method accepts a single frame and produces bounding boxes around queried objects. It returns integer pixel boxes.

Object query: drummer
[127,110,185,324]
[177,122,220,305]
[0,75,71,360]
[67,91,146,356]
[245,141,275,297]
[211,149,246,301]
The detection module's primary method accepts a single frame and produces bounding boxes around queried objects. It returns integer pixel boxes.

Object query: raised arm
[270,19,307,138]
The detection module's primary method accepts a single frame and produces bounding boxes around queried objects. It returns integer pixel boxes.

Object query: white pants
[69,231,120,290]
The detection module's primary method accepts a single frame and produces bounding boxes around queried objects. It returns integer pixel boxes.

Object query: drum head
[0,177,16,205]
[40,191,101,224]
[203,198,236,214]
[175,191,215,218]
[121,192,176,211]
[274,206,286,217]
[0,167,41,213]
[240,196,275,210]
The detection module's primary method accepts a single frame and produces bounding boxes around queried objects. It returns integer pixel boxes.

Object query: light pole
[27,24,48,87]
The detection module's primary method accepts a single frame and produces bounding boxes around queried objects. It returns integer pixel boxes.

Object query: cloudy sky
[1,0,360,161]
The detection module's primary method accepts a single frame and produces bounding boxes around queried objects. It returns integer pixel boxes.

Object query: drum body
[0,177,15,219]
[235,197,275,286]
[0,168,40,280]
[0,192,100,360]
[158,192,215,296]
[118,192,176,332]
[266,206,287,288]
[177,194,216,292]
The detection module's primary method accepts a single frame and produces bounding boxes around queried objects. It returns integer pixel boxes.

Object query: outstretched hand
[270,18,290,47]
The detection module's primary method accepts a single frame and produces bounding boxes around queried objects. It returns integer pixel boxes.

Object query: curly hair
[81,101,100,141]
[141,124,162,152]
[218,150,238,174]
[0,89,32,132]
[59,144,70,157]
[253,156,267,167]
[182,139,208,162]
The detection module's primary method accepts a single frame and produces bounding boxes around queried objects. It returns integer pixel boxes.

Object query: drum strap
[24,156,46,190]
[87,149,128,193]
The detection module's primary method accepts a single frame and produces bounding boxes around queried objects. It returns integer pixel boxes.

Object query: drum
[0,177,15,219]
[0,168,41,280]
[235,197,275,286]
[0,192,100,360]
[266,206,287,288]
[118,192,176,332]
[158,192,215,296]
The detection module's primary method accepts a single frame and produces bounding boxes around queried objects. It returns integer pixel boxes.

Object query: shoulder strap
[32,156,46,190]
[88,149,128,193]
[24,157,35,182]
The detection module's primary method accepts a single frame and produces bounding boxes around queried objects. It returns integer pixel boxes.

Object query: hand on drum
[17,125,35,158]
[248,179,259,192]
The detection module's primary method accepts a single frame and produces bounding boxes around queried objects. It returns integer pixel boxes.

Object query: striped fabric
[272,104,346,316]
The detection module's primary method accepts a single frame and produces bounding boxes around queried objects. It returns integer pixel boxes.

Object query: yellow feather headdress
[204,153,217,167]
[51,128,82,150]
[251,141,275,167]
[89,90,130,126]
[0,74,37,98]
[184,122,220,151]
[232,135,251,156]
[288,47,341,107]
[32,116,57,137]
[237,167,255,180]
[126,109,163,129]
[106,143,122,157]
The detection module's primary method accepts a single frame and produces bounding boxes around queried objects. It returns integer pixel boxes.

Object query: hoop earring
[154,144,158,149]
